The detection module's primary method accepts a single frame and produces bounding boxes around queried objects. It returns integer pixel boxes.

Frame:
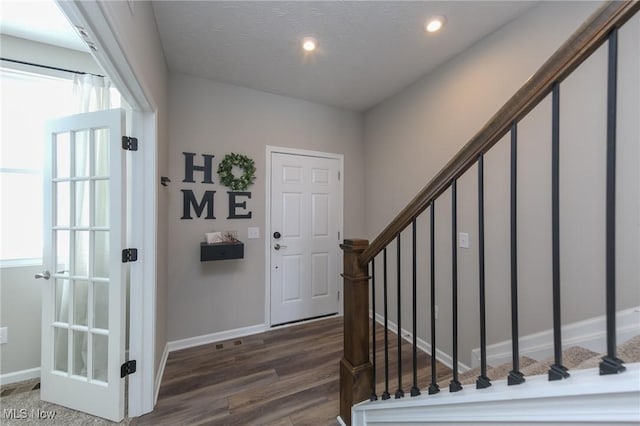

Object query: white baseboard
[471,306,640,368]
[167,323,267,353]
[0,367,40,386]
[154,343,170,404]
[372,312,471,373]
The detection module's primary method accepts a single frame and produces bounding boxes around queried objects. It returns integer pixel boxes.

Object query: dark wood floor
[135,317,451,425]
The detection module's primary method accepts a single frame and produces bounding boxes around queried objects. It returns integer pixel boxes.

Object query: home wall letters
[180,152,253,220]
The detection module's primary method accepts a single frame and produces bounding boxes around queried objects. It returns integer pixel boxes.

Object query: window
[0,67,120,266]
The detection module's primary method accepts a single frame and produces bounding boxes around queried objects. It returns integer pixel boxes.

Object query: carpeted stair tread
[437,356,538,388]
[438,367,483,387]
[618,335,640,363]
[452,366,485,386]
[520,346,599,377]
[562,345,599,367]
[487,356,537,381]
[574,354,601,370]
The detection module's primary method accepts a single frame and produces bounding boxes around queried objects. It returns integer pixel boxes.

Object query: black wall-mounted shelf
[200,241,244,261]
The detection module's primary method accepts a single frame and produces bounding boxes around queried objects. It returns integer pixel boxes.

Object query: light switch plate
[459,232,470,249]
[248,227,260,239]
[0,327,7,344]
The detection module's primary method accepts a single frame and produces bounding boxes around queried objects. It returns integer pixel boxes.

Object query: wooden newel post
[340,238,372,425]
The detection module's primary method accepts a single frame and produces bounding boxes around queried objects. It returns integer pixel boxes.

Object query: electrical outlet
[0,327,8,344]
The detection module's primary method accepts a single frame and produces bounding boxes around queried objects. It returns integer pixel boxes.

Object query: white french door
[270,151,342,326]
[39,109,126,421]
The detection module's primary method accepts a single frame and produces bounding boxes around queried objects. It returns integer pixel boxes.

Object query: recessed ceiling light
[302,36,318,52]
[425,16,446,33]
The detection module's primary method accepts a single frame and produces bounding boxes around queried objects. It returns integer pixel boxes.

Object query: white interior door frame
[56,1,157,417]
[264,146,344,327]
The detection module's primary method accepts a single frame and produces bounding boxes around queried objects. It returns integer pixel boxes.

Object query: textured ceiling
[152,1,538,111]
[0,1,539,111]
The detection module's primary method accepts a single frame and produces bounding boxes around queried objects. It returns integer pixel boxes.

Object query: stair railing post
[340,238,373,426]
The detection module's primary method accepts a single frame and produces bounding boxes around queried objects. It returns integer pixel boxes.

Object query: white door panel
[270,152,341,325]
[41,109,126,421]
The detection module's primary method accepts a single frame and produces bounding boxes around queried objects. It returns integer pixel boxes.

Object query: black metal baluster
[476,155,491,389]
[449,181,463,392]
[395,234,405,399]
[370,260,378,401]
[508,122,526,386]
[382,248,391,399]
[549,82,570,381]
[411,219,421,396]
[600,28,626,376]
[428,200,440,395]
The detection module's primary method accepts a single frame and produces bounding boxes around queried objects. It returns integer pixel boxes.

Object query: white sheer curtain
[58,74,113,378]
[74,74,112,113]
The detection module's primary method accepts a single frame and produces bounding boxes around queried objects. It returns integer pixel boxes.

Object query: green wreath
[217,153,256,191]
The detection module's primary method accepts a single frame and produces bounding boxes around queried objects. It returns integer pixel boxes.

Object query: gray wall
[167,73,365,341]
[0,266,41,375]
[364,1,639,366]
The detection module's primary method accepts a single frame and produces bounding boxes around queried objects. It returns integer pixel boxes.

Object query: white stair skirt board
[471,307,640,368]
[0,367,40,386]
[371,311,472,373]
[352,363,640,425]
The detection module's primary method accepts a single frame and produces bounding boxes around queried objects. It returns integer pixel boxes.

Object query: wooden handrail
[360,0,640,266]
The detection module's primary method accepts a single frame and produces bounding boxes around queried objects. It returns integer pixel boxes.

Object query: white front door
[270,151,342,326]
[39,109,126,421]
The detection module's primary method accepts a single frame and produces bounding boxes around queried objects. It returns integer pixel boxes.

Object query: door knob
[274,244,288,250]
[35,270,51,280]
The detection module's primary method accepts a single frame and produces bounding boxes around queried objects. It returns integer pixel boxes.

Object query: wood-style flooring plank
[137,316,450,425]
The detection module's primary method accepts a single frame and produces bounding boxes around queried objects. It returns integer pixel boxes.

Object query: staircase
[443,334,640,388]
[353,335,640,425]
[339,2,640,425]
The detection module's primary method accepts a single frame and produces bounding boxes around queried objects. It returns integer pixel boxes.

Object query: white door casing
[55,1,158,415]
[269,149,343,326]
[41,109,126,422]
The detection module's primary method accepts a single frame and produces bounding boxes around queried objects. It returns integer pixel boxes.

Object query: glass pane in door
[74,130,90,178]
[55,181,70,227]
[94,128,109,177]
[53,327,69,373]
[55,132,70,179]
[92,334,108,383]
[94,231,109,279]
[72,330,88,377]
[55,279,70,323]
[93,282,109,330]
[74,231,90,277]
[94,180,109,227]
[75,181,90,228]
[55,230,70,276]
[73,280,89,326]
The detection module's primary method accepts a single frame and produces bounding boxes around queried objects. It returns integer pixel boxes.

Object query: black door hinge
[121,360,137,378]
[122,136,138,151]
[122,248,138,263]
